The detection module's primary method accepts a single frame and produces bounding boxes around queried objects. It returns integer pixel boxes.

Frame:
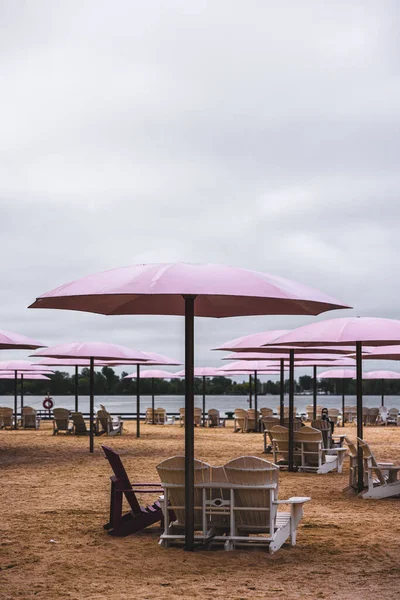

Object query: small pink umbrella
[35,357,110,413]
[265,317,400,489]
[0,370,53,418]
[106,351,182,438]
[318,368,357,420]
[174,367,226,426]
[31,342,148,452]
[29,262,349,551]
[360,370,400,407]
[0,330,46,350]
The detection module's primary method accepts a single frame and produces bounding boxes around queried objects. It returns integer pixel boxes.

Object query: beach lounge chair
[223,456,310,551]
[206,409,225,427]
[357,438,400,499]
[156,455,212,546]
[367,407,380,425]
[387,408,399,425]
[260,407,273,418]
[96,409,123,436]
[311,419,332,449]
[0,407,13,429]
[244,409,259,432]
[144,408,154,424]
[328,408,340,424]
[157,455,310,552]
[295,427,346,474]
[70,412,91,435]
[343,406,353,424]
[277,406,297,419]
[53,408,73,435]
[350,405,357,422]
[343,436,358,492]
[233,408,246,432]
[102,445,166,536]
[262,416,280,453]
[178,407,202,427]
[20,406,39,429]
[155,408,167,424]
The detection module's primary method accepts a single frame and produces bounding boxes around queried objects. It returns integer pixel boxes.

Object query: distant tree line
[0,368,397,396]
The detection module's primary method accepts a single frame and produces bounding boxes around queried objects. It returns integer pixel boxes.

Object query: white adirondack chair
[157,455,310,552]
[357,438,400,499]
[387,408,399,425]
[295,427,346,474]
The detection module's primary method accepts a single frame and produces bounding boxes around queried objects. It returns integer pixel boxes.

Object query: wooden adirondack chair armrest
[322,447,346,453]
[273,497,311,505]
[379,465,400,471]
[377,462,394,467]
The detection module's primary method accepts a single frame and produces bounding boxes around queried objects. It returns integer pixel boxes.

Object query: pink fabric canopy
[124,369,181,379]
[0,329,46,350]
[264,317,400,346]
[318,368,356,379]
[355,345,400,360]
[218,360,286,372]
[106,351,182,366]
[362,370,400,379]
[295,358,356,367]
[29,262,350,317]
[174,367,222,377]
[0,372,50,380]
[222,351,350,361]
[0,360,54,372]
[35,357,109,367]
[32,341,148,361]
[213,329,290,351]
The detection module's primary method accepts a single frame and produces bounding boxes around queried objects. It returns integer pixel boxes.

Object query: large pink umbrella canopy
[0,360,54,372]
[318,369,357,378]
[28,262,349,551]
[0,329,46,350]
[124,369,181,379]
[106,351,182,438]
[0,372,51,380]
[221,351,351,361]
[264,317,400,491]
[31,342,148,453]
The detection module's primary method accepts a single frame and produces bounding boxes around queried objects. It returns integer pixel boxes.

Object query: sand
[0,421,399,600]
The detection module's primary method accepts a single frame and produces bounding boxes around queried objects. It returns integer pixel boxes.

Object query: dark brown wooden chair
[102,445,172,537]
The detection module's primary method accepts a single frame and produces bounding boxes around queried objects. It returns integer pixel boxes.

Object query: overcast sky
[1,1,400,377]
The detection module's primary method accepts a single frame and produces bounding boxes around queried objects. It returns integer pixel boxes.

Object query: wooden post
[75,365,79,412]
[202,376,206,427]
[381,379,384,407]
[89,357,94,453]
[151,377,155,424]
[356,341,364,493]
[280,359,285,426]
[254,370,258,431]
[14,370,18,429]
[136,364,140,438]
[312,365,317,420]
[20,374,24,414]
[288,350,295,471]
[184,295,196,551]
[249,374,252,409]
[342,379,345,426]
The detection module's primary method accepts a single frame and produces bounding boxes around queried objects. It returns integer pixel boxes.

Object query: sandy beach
[1,422,399,600]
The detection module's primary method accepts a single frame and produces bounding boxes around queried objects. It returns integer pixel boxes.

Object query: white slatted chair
[295,427,346,474]
[387,408,399,425]
[233,408,246,432]
[223,456,310,552]
[357,438,400,499]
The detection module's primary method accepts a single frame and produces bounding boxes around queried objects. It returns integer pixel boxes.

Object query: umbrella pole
[356,341,364,493]
[14,370,18,429]
[136,364,140,438]
[152,378,155,424]
[202,376,206,427]
[312,365,317,421]
[20,374,24,415]
[254,370,258,431]
[89,357,94,453]
[249,374,252,409]
[342,379,345,427]
[75,365,79,412]
[381,379,384,407]
[288,350,295,471]
[279,359,285,426]
[184,295,196,552]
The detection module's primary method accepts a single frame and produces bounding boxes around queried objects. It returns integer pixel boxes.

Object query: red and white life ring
[43,397,54,410]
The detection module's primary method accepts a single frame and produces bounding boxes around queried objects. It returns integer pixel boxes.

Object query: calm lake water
[5,394,400,416]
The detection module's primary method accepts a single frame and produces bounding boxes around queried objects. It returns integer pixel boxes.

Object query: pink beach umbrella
[107,351,182,438]
[0,371,52,415]
[31,342,148,452]
[360,370,400,407]
[28,262,349,551]
[0,330,46,350]
[174,367,225,426]
[35,357,110,413]
[264,317,400,490]
[318,368,357,420]
[124,369,181,425]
